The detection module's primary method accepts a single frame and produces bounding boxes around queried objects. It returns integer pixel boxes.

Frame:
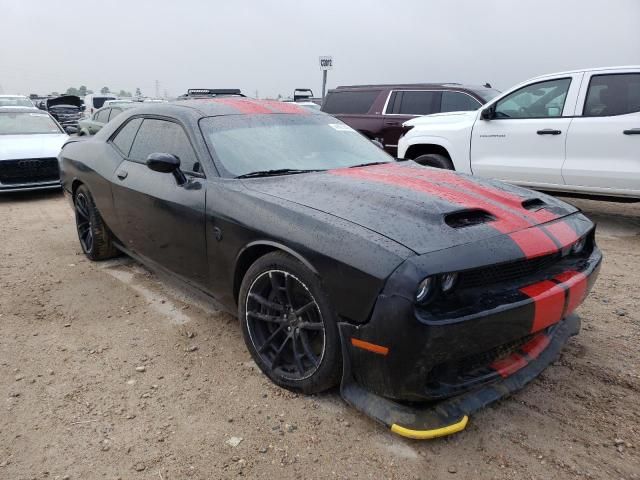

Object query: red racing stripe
[521,334,551,359]
[520,280,566,333]
[209,98,273,114]
[554,270,589,316]
[545,221,579,247]
[260,100,309,114]
[380,163,559,224]
[332,166,557,258]
[491,353,528,378]
[332,167,531,233]
[508,228,559,259]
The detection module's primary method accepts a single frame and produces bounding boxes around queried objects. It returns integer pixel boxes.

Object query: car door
[110,116,209,287]
[381,90,440,155]
[471,75,581,185]
[563,70,640,194]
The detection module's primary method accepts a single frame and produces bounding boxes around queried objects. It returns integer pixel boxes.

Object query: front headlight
[416,276,435,304]
[572,236,587,255]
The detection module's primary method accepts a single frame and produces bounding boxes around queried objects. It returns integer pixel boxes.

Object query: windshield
[0,112,62,135]
[0,97,35,108]
[201,114,393,177]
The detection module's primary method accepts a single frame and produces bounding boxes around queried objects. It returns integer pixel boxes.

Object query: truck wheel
[413,153,454,170]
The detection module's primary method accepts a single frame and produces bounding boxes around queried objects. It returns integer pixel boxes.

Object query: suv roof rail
[185,88,244,97]
[335,83,462,89]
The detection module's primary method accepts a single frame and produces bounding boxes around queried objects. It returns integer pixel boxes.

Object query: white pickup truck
[397,66,640,200]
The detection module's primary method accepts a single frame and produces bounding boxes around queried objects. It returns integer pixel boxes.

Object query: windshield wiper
[348,161,391,168]
[235,168,324,179]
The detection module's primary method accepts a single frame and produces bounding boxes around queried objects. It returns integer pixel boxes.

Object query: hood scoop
[445,209,496,228]
[522,198,547,211]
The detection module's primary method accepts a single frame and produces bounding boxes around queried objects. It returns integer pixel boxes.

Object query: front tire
[239,252,342,394]
[74,185,119,261]
[413,153,454,170]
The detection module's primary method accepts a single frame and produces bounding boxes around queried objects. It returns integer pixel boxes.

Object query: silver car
[0,107,68,192]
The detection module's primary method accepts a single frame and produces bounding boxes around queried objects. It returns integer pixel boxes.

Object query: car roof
[0,94,30,97]
[331,83,487,91]
[120,97,323,118]
[527,65,640,80]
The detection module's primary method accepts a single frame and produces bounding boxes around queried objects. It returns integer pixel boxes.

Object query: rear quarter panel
[59,137,123,232]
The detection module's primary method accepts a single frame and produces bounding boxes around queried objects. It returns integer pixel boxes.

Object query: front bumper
[337,224,601,438]
[340,313,581,439]
[0,180,61,193]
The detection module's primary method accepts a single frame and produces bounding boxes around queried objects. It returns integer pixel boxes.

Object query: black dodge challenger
[59,98,602,439]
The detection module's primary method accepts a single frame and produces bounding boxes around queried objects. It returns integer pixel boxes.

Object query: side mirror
[480,106,495,120]
[64,126,78,135]
[146,152,186,185]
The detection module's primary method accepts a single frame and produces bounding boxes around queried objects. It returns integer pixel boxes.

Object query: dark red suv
[321,84,500,156]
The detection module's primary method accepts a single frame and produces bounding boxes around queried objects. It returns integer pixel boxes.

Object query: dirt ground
[1,191,638,480]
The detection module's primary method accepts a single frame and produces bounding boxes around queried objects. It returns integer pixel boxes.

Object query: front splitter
[338,314,580,439]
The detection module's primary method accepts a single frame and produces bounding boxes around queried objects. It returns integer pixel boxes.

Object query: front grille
[458,253,560,288]
[0,158,59,185]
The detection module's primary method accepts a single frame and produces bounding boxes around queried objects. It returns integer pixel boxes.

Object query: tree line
[62,86,143,98]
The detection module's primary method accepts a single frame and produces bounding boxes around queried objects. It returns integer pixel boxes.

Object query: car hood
[243,162,577,254]
[47,95,82,109]
[0,134,69,160]
[403,110,477,127]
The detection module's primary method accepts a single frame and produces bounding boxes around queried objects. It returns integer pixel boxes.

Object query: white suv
[398,66,640,200]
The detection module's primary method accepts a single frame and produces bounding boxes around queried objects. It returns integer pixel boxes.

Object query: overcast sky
[2,0,639,98]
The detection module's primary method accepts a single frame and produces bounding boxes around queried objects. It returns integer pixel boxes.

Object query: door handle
[537,129,562,135]
[623,128,640,135]
[384,121,399,126]
[116,169,128,180]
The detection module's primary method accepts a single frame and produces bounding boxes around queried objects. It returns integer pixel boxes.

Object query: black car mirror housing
[480,106,495,120]
[146,152,186,185]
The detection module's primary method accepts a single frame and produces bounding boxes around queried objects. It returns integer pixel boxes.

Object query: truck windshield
[201,114,393,177]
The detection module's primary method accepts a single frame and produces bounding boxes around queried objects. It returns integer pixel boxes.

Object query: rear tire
[239,251,342,394]
[413,153,454,170]
[74,185,119,261]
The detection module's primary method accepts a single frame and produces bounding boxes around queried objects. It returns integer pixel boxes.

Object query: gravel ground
[0,191,638,480]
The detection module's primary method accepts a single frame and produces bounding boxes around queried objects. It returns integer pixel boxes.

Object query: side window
[322,90,380,114]
[494,78,571,119]
[111,118,143,157]
[95,109,110,123]
[397,91,439,115]
[441,91,482,112]
[129,119,200,173]
[109,108,122,121]
[583,73,640,117]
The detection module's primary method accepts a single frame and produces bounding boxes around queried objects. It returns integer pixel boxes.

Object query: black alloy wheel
[75,191,94,254]
[73,184,120,261]
[239,252,341,393]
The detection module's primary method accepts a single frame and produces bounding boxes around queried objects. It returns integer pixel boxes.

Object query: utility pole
[155,80,160,98]
[322,70,327,99]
